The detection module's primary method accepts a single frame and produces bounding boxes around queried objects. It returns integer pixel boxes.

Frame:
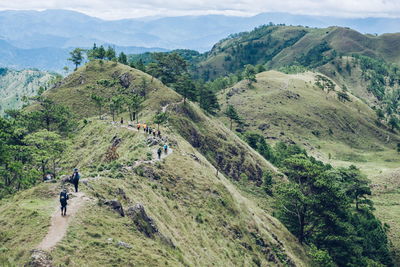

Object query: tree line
[68,44,128,70]
[1,98,74,199]
[243,131,394,266]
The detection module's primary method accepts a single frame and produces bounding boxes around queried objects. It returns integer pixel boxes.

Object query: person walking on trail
[153,130,156,137]
[71,168,80,193]
[157,147,162,159]
[163,144,168,154]
[137,122,141,131]
[143,124,147,133]
[120,117,124,124]
[157,130,161,138]
[149,127,152,135]
[60,188,69,216]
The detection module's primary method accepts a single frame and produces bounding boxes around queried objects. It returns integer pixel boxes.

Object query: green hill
[195,25,400,79]
[0,61,311,266]
[0,68,57,114]
[219,70,400,263]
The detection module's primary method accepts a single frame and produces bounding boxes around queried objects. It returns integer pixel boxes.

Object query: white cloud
[0,0,399,19]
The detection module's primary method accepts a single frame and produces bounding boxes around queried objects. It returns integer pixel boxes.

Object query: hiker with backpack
[137,122,141,130]
[157,147,162,159]
[60,188,69,216]
[163,144,168,154]
[71,168,80,193]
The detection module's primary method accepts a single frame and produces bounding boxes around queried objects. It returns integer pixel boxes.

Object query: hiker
[143,123,147,132]
[120,117,124,124]
[71,168,80,193]
[157,147,162,159]
[137,122,141,130]
[148,127,152,135]
[153,130,156,137]
[163,144,168,154]
[60,188,69,216]
[157,130,161,138]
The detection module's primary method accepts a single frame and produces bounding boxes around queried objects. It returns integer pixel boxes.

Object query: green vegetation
[0,60,313,266]
[3,21,400,266]
[242,130,392,265]
[0,98,73,199]
[68,48,85,70]
[224,105,242,130]
[0,68,57,115]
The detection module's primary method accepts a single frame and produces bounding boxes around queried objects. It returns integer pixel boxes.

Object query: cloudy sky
[0,0,399,20]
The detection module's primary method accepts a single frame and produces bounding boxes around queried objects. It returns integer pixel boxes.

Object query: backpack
[60,192,68,204]
[73,172,80,182]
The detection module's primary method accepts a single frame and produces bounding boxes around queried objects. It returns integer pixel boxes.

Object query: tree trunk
[230,119,233,130]
[41,160,46,178]
[299,213,305,244]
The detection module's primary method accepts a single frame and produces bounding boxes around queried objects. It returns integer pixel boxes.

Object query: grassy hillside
[0,68,56,114]
[195,25,400,80]
[219,70,400,263]
[0,61,312,266]
[220,70,399,155]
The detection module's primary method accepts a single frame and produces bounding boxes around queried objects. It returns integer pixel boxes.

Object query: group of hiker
[157,144,169,159]
[59,168,80,216]
[136,122,162,138]
[58,119,171,217]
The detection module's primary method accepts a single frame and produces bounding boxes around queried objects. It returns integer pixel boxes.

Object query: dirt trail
[37,192,90,251]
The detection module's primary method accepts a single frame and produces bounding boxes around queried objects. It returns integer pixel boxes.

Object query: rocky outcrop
[104,136,122,162]
[116,241,132,249]
[25,250,53,267]
[126,203,175,248]
[104,200,125,217]
[119,73,133,88]
[134,165,160,180]
[126,203,158,238]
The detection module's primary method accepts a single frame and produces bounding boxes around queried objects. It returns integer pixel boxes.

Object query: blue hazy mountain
[0,9,399,71]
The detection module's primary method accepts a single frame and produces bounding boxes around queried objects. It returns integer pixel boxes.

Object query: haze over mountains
[1,9,400,71]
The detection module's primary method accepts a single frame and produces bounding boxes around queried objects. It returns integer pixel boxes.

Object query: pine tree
[118,52,128,65]
[153,112,168,130]
[199,83,220,114]
[68,48,84,71]
[91,94,106,119]
[243,64,257,86]
[105,46,116,60]
[174,74,197,103]
[225,105,241,130]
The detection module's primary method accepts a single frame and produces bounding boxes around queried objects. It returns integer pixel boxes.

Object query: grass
[48,120,310,266]
[0,61,312,266]
[219,69,400,264]
[0,183,59,265]
[198,25,400,80]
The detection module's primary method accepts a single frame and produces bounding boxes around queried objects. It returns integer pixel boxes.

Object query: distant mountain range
[0,9,399,71]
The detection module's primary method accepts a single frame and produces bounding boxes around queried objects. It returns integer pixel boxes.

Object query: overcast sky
[0,0,399,20]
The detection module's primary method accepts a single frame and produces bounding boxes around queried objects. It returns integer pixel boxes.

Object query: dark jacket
[72,172,80,184]
[60,192,69,206]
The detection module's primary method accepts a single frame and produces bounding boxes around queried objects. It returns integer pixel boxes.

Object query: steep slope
[0,67,56,114]
[219,70,400,263]
[0,61,311,266]
[196,25,400,80]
